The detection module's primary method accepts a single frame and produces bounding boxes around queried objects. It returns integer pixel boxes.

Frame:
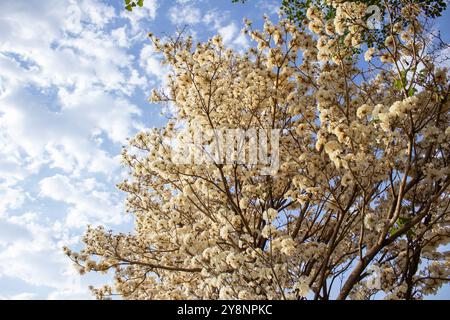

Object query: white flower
[225,252,240,269]
[445,127,450,136]
[372,104,385,116]
[364,47,377,62]
[281,238,296,256]
[150,89,162,102]
[295,123,308,135]
[294,281,310,297]
[239,197,248,209]
[261,225,272,238]
[357,104,372,118]
[220,225,231,239]
[219,287,234,299]
[324,140,340,155]
[341,173,353,187]
[263,208,278,222]
[364,213,376,230]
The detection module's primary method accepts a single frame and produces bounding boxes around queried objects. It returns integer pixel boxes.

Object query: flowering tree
[65,1,449,300]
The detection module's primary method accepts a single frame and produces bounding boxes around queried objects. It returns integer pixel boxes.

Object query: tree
[124,0,144,11]
[233,0,448,48]
[65,1,449,299]
[233,0,447,22]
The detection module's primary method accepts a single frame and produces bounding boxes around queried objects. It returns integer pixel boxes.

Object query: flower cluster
[66,2,450,300]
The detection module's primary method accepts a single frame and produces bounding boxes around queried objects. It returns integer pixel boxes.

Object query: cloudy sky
[0,0,448,299]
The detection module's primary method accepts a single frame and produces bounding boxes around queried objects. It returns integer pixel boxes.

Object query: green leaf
[125,4,133,11]
[390,216,416,238]
[137,0,144,7]
[408,87,417,97]
[398,217,410,226]
[394,79,403,90]
[389,226,399,235]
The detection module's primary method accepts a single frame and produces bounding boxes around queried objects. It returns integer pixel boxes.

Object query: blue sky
[0,0,448,299]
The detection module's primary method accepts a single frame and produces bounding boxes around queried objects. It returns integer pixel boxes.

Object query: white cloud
[203,9,229,29]
[0,213,83,290]
[0,87,138,176]
[168,5,201,25]
[0,0,150,182]
[0,0,154,298]
[120,0,158,33]
[437,47,450,68]
[0,210,115,299]
[0,293,37,300]
[140,44,170,85]
[111,27,129,47]
[0,184,25,216]
[0,217,32,244]
[255,0,280,16]
[219,23,237,44]
[39,174,127,228]
[47,290,92,300]
[218,22,249,50]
